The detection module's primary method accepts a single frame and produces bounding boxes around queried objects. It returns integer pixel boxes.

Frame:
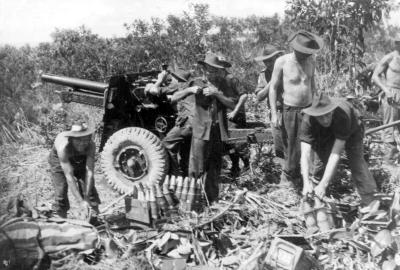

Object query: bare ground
[0,144,120,217]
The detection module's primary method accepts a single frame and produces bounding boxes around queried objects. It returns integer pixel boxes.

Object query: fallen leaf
[221,255,240,266]
[382,259,397,270]
[177,242,192,255]
[167,249,184,259]
[375,229,393,247]
[360,200,380,214]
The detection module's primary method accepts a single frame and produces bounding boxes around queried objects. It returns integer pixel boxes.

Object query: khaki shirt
[191,75,239,141]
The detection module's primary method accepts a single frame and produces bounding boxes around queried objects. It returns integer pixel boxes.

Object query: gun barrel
[41,73,108,94]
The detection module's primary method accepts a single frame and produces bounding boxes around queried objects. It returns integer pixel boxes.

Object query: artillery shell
[163,175,170,192]
[315,198,335,232]
[301,199,318,233]
[193,178,202,212]
[145,184,151,202]
[181,177,190,201]
[180,177,190,210]
[200,178,207,209]
[163,180,175,208]
[155,184,168,216]
[186,178,196,212]
[137,183,145,201]
[175,176,183,200]
[149,185,158,221]
[169,175,177,192]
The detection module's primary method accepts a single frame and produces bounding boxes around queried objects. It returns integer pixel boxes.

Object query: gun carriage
[42,72,272,194]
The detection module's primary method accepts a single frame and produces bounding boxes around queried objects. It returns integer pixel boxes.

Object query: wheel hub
[115,145,148,181]
[155,116,168,133]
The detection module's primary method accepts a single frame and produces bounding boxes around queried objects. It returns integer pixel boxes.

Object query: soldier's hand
[227,111,236,120]
[314,182,328,200]
[302,181,314,196]
[77,200,90,220]
[189,86,201,94]
[270,113,279,128]
[156,70,169,86]
[145,84,160,96]
[203,86,218,96]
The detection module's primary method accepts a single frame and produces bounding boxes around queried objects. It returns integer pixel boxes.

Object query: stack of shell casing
[133,175,204,222]
[168,175,204,213]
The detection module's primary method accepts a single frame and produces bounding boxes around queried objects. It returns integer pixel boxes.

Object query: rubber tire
[101,127,169,194]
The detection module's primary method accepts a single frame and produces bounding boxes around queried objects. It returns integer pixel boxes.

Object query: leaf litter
[2,132,400,269]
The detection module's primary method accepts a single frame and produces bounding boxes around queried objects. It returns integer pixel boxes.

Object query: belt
[283,103,311,110]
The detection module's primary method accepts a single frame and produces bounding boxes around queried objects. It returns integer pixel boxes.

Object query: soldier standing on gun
[162,68,200,176]
[189,52,239,202]
[269,30,323,188]
[48,121,100,222]
[254,45,285,159]
[372,35,400,164]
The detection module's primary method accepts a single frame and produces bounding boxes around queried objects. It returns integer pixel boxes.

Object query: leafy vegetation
[0,2,398,144]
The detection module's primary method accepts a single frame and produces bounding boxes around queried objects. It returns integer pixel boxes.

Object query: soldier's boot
[229,154,240,177]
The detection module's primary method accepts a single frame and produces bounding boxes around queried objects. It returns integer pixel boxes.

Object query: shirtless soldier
[48,121,100,220]
[269,30,323,187]
[372,35,400,164]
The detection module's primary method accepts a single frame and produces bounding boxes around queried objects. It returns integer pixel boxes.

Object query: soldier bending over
[48,121,100,220]
[300,94,377,205]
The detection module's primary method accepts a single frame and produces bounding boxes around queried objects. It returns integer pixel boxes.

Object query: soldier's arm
[154,70,169,88]
[57,146,85,204]
[204,78,237,110]
[372,53,393,96]
[169,86,199,103]
[300,141,313,195]
[311,61,316,96]
[213,90,236,110]
[269,57,284,125]
[229,93,248,118]
[145,71,169,96]
[256,82,270,102]
[255,73,270,101]
[314,139,346,199]
[84,141,96,200]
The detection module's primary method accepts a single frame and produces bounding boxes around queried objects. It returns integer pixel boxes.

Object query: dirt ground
[0,144,121,217]
[2,116,400,269]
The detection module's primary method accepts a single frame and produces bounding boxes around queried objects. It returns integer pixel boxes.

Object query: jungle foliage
[0,1,398,143]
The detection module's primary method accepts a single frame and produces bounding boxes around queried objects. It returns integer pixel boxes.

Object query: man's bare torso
[384,51,400,90]
[280,53,315,107]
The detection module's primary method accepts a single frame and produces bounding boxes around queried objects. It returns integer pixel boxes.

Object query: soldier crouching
[48,121,100,221]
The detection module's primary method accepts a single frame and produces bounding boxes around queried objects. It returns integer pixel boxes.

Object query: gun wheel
[101,127,168,194]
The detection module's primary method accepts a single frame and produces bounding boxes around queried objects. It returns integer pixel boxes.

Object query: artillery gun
[42,72,272,194]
